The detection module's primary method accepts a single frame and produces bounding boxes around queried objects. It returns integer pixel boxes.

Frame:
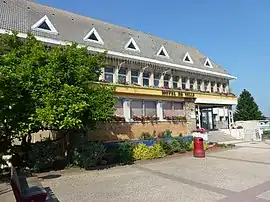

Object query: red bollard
[193,137,205,158]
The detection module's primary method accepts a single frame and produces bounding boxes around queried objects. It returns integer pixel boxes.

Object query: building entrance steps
[208,130,237,143]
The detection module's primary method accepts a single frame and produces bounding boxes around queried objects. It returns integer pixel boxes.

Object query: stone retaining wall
[88,121,187,141]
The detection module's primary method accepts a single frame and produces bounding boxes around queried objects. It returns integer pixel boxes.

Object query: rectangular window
[217,83,221,92]
[143,72,150,87]
[182,77,187,90]
[173,76,179,89]
[190,79,194,90]
[104,67,114,83]
[114,100,123,116]
[163,101,184,117]
[163,101,173,117]
[131,99,143,117]
[154,73,160,88]
[223,83,227,93]
[197,80,201,91]
[204,81,208,91]
[173,102,184,116]
[144,100,156,116]
[211,82,215,92]
[118,68,127,83]
[131,70,138,84]
[164,74,170,88]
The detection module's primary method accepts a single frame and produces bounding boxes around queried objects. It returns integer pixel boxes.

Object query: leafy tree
[234,89,263,121]
[0,33,116,158]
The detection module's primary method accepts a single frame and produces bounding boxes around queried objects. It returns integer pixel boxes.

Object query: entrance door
[200,108,214,130]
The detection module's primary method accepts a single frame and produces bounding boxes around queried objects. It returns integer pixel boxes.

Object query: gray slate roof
[0,0,233,78]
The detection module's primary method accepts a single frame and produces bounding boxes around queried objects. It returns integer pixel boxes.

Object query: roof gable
[0,0,232,78]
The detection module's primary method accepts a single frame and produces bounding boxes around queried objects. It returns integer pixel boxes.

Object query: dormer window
[31,15,58,34]
[183,52,193,64]
[157,46,169,58]
[204,57,213,68]
[125,38,140,52]
[83,28,104,45]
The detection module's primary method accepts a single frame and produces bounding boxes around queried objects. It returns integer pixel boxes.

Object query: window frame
[118,68,127,83]
[163,74,170,88]
[125,37,140,52]
[131,70,139,84]
[197,80,202,91]
[204,80,209,91]
[104,67,114,83]
[154,73,160,88]
[142,72,150,87]
[182,77,187,90]
[83,27,104,45]
[190,79,194,90]
[31,15,58,35]
[173,76,179,89]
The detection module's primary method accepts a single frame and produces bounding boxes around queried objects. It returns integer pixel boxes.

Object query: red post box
[193,137,205,158]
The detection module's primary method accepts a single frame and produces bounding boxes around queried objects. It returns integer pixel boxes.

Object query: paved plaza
[2,141,270,201]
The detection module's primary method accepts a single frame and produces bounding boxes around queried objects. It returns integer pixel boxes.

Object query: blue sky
[34,0,270,116]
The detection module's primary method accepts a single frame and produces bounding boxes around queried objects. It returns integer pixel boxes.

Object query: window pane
[131,100,143,117]
[164,75,170,81]
[190,80,194,90]
[163,101,173,117]
[131,77,138,84]
[143,72,150,78]
[144,101,156,116]
[174,102,184,116]
[105,67,114,73]
[204,81,208,91]
[143,78,149,87]
[173,76,179,82]
[173,82,178,89]
[182,83,186,90]
[114,100,123,116]
[182,77,186,89]
[131,70,138,77]
[119,68,127,75]
[118,75,126,83]
[164,81,169,87]
[154,79,159,87]
[154,74,160,80]
[105,73,113,82]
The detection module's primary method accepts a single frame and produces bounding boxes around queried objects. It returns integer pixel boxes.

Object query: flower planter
[104,136,194,148]
[133,140,156,146]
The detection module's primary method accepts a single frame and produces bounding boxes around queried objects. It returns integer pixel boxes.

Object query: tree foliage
[234,89,263,121]
[0,33,116,154]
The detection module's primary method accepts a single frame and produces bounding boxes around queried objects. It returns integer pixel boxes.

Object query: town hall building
[0,0,237,140]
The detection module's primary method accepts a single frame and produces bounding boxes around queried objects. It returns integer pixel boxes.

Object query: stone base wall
[184,100,196,134]
[88,121,188,141]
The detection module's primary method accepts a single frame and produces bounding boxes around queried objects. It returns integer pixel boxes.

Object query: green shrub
[159,141,173,154]
[139,132,154,140]
[117,142,134,163]
[27,141,57,172]
[151,143,166,158]
[133,143,166,160]
[133,144,151,160]
[72,141,106,169]
[170,140,186,153]
[160,129,172,138]
[263,130,270,135]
